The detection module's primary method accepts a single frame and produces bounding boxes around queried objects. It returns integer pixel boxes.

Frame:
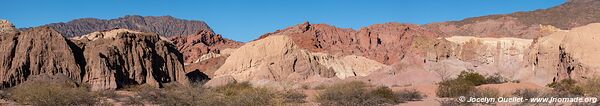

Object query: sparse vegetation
[316,81,424,106]
[547,79,584,97]
[125,82,307,106]
[436,75,476,97]
[485,73,509,84]
[468,87,500,98]
[8,80,96,106]
[456,71,487,86]
[582,77,600,96]
[396,89,426,102]
[436,71,509,98]
[281,90,307,103]
[437,98,472,106]
[512,88,541,100]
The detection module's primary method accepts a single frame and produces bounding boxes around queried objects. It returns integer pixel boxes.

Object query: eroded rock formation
[0,20,191,90]
[524,23,600,84]
[211,35,386,85]
[260,22,437,65]
[169,29,242,64]
[0,20,82,88]
[74,29,189,90]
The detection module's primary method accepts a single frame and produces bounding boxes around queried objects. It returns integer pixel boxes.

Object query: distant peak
[567,0,596,3]
[0,20,17,33]
[73,28,146,41]
[0,20,15,28]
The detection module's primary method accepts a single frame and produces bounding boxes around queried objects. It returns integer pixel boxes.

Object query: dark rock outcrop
[33,15,212,37]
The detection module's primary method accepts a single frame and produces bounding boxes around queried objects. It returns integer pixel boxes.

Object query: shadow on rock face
[186,69,210,85]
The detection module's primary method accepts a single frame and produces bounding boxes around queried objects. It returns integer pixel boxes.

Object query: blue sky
[2,0,565,42]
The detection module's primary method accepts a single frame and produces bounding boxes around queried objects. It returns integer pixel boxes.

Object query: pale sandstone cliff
[210,35,387,86]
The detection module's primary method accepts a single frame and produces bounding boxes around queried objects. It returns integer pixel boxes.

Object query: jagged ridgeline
[0,20,191,91]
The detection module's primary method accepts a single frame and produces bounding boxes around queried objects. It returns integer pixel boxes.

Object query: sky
[2,0,565,42]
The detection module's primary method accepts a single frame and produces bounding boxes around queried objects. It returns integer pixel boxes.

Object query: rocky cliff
[523,23,600,84]
[0,20,191,90]
[74,29,189,90]
[210,35,387,86]
[34,15,212,37]
[260,22,438,65]
[0,20,82,88]
[169,29,242,64]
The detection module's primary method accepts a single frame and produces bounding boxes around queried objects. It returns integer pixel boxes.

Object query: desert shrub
[512,88,541,99]
[468,87,500,98]
[281,90,307,103]
[128,82,305,106]
[456,71,487,86]
[157,87,204,105]
[582,77,600,96]
[396,89,425,102]
[224,87,276,106]
[485,73,508,84]
[437,71,511,98]
[369,86,401,103]
[92,90,117,99]
[208,82,288,106]
[317,81,371,106]
[8,80,96,105]
[436,78,475,98]
[547,79,584,97]
[317,81,420,106]
[437,99,472,106]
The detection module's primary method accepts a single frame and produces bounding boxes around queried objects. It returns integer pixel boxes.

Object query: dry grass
[316,81,424,106]
[125,81,306,106]
[8,80,96,105]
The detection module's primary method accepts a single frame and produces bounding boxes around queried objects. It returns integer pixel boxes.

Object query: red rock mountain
[425,0,600,38]
[33,15,212,37]
[169,29,242,64]
[260,22,438,65]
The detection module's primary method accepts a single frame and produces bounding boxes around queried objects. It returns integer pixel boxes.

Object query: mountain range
[1,0,600,105]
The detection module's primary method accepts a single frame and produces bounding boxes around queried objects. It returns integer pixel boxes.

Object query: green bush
[9,80,96,105]
[456,71,486,86]
[436,71,509,98]
[436,78,475,98]
[369,86,401,103]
